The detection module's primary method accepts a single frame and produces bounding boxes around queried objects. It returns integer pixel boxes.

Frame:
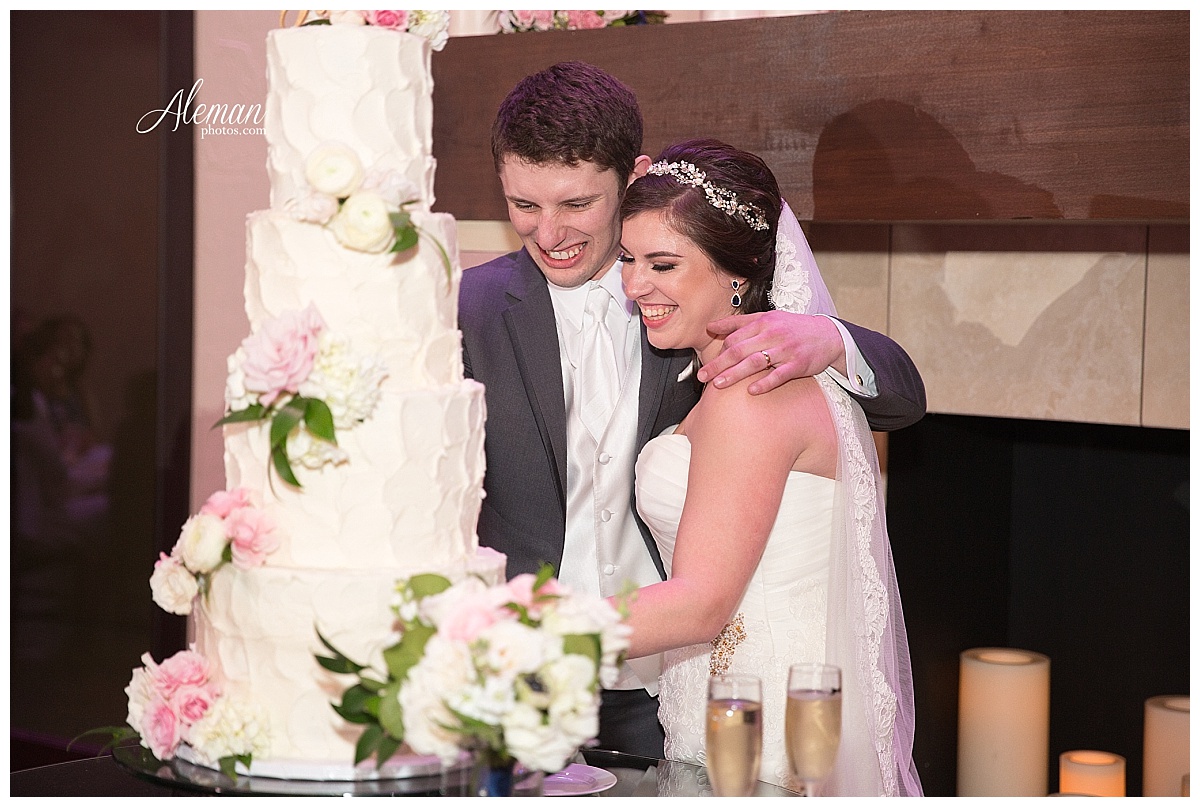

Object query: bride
[615,139,921,796]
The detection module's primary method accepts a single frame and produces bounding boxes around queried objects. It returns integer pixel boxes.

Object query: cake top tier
[265,25,437,211]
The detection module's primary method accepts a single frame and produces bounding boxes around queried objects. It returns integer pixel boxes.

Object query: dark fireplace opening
[887,413,1189,796]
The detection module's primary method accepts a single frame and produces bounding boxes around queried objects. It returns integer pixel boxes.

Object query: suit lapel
[502,252,569,507]
[637,322,693,451]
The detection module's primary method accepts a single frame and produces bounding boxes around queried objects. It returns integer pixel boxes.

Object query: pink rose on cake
[366,10,408,30]
[240,304,325,406]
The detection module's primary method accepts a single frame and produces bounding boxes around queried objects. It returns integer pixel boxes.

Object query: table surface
[10,746,800,797]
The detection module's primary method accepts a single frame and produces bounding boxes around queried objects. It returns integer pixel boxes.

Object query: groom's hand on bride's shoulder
[699,311,845,395]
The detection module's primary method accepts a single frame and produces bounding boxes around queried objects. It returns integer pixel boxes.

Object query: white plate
[543,763,618,796]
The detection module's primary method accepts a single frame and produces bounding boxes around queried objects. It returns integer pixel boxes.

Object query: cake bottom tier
[188,548,505,779]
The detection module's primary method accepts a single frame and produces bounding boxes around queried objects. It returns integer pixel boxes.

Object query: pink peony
[152,649,211,698]
[367,10,409,30]
[199,487,253,518]
[142,698,183,760]
[171,683,218,724]
[566,10,606,29]
[239,305,325,406]
[225,506,280,569]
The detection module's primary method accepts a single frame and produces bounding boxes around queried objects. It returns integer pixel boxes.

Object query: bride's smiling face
[619,210,743,363]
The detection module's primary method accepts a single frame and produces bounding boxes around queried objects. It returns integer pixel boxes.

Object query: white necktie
[579,285,620,439]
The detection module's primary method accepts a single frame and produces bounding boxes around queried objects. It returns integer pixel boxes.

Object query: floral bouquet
[150,487,280,615]
[317,565,631,774]
[499,10,667,32]
[218,302,386,487]
[75,647,270,780]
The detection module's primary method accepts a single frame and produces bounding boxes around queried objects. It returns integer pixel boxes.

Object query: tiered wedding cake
[140,19,503,780]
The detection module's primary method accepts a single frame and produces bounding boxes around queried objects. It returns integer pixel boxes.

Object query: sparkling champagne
[785,688,842,783]
[705,697,763,796]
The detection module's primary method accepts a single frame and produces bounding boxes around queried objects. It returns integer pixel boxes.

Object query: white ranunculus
[305,142,364,198]
[188,695,272,765]
[150,554,198,615]
[328,191,396,253]
[176,513,227,574]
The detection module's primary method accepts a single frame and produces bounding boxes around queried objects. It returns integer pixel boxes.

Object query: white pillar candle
[1143,695,1189,796]
[957,648,1051,796]
[1060,750,1125,796]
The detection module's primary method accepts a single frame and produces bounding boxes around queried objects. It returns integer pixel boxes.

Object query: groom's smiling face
[498,157,627,289]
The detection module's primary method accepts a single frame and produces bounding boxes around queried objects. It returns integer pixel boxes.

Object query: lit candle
[957,648,1051,796]
[1060,750,1125,796]
[1142,695,1189,796]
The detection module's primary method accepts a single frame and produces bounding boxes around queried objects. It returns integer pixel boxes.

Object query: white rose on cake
[329,190,396,253]
[150,552,199,615]
[177,513,228,574]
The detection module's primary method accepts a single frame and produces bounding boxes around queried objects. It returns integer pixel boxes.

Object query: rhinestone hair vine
[646,161,770,231]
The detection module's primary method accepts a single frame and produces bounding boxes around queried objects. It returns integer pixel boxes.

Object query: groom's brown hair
[491,61,643,183]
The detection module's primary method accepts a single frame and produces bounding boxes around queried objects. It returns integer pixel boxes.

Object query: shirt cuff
[818,314,878,398]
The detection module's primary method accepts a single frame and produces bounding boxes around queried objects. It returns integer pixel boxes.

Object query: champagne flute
[705,674,763,796]
[785,663,842,796]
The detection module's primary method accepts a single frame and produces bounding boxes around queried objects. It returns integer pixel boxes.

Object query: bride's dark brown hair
[620,139,781,313]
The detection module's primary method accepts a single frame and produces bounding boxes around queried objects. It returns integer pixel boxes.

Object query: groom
[457,61,925,758]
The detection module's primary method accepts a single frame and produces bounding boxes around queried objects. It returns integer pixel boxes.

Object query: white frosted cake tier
[244,210,463,391]
[265,25,437,210]
[224,379,486,568]
[189,550,506,777]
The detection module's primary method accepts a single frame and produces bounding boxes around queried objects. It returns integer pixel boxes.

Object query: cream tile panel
[1142,226,1189,429]
[807,224,891,334]
[891,225,1146,425]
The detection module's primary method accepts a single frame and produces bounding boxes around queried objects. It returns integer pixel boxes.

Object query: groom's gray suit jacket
[458,248,927,581]
[459,248,697,580]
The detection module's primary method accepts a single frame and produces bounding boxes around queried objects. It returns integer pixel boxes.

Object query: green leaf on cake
[214,404,268,427]
[315,628,367,674]
[218,754,251,781]
[271,445,301,488]
[68,725,137,754]
[299,397,337,444]
[375,733,402,768]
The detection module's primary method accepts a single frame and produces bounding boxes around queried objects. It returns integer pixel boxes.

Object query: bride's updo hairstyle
[621,139,782,314]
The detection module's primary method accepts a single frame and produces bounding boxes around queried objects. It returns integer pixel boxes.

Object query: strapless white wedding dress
[635,427,835,788]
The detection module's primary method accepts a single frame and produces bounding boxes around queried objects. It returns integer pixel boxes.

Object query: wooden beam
[432,10,1187,222]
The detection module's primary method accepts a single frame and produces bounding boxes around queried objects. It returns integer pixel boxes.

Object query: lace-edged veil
[771,202,922,796]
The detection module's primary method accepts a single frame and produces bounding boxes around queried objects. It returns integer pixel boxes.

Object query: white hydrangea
[287,426,349,470]
[407,10,450,51]
[188,695,272,766]
[224,349,254,412]
[298,331,386,429]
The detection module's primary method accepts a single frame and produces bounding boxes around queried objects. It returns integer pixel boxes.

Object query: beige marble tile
[1142,226,1189,429]
[891,224,1146,425]
[806,223,891,334]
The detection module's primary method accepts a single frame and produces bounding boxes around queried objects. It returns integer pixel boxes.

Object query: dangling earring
[730,279,743,308]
